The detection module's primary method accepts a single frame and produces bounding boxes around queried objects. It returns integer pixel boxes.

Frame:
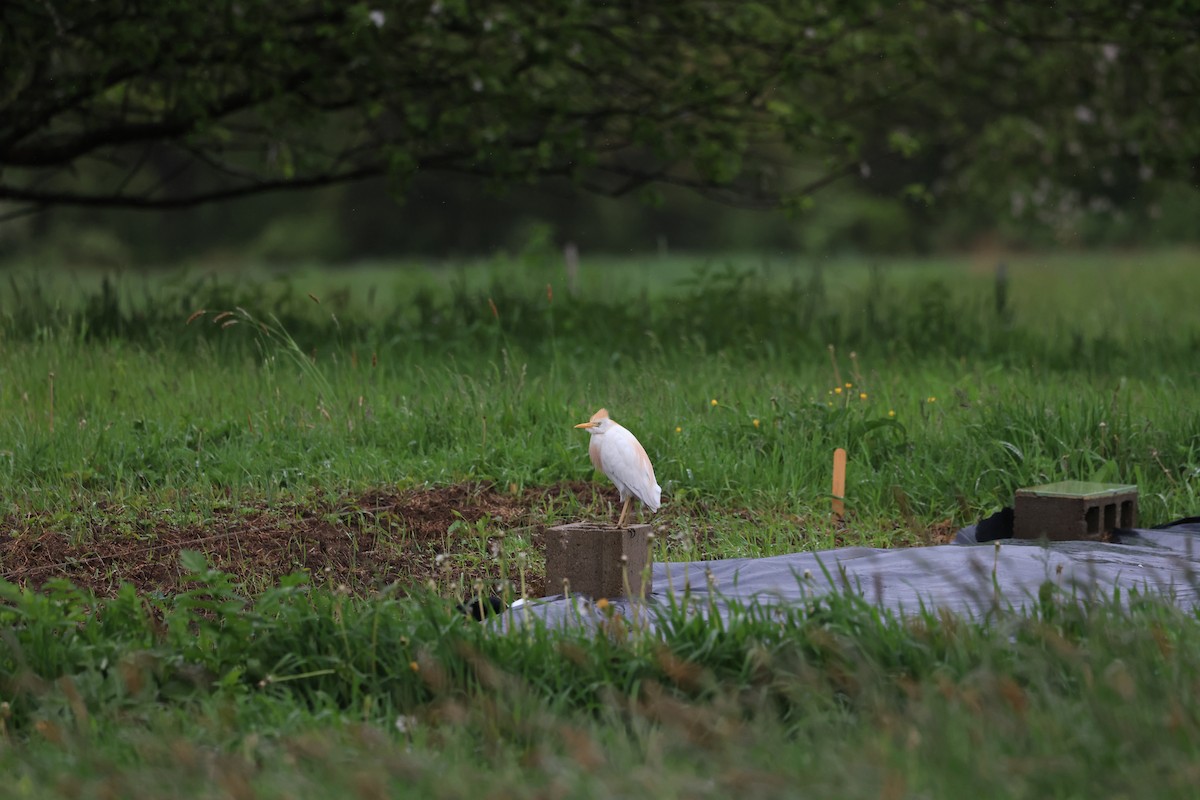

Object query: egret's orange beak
[574,421,596,429]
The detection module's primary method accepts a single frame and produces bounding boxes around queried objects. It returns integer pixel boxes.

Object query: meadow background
[2,245,1200,796]
[7,2,1200,794]
[3,244,1199,531]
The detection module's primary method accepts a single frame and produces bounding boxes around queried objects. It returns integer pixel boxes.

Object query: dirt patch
[0,483,622,599]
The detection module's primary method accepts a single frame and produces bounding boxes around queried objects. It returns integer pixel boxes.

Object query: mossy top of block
[1016,481,1138,499]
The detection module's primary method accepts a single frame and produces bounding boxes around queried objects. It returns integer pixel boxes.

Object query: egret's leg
[617,497,632,527]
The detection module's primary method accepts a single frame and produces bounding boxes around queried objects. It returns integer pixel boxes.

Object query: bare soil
[0,482,616,599]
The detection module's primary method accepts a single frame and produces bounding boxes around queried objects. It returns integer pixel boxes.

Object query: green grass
[2,249,1198,542]
[2,248,1200,796]
[4,561,1200,798]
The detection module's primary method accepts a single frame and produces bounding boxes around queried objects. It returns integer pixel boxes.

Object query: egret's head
[574,408,613,435]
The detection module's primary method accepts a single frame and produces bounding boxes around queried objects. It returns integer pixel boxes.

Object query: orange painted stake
[832,448,847,521]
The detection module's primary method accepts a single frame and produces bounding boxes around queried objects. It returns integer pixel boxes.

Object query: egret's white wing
[602,425,661,511]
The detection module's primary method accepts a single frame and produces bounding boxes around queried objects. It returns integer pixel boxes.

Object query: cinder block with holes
[1014,481,1138,541]
[544,522,652,600]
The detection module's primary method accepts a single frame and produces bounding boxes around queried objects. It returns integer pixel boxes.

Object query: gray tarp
[501,521,1200,629]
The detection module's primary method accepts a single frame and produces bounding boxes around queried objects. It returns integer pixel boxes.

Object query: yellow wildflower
[927,396,937,404]
[710,398,718,407]
[675,426,682,433]
[859,392,867,400]
[834,387,843,395]
[888,409,896,417]
[596,598,610,610]
[845,382,853,388]
[409,661,420,673]
[752,418,760,428]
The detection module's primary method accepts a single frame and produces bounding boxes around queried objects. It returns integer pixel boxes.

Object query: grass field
[2,247,1200,796]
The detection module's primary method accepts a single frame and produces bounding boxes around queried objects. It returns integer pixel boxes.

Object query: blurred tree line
[5,171,1200,267]
[2,0,1199,265]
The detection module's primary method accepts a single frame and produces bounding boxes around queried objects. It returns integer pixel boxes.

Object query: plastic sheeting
[500,520,1200,629]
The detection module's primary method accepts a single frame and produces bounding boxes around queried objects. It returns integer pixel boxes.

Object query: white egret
[574,408,661,527]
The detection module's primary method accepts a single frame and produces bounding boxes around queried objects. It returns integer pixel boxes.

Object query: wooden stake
[563,242,580,297]
[832,447,847,521]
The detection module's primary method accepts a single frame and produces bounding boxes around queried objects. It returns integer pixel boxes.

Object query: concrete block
[544,523,652,600]
[1014,481,1138,541]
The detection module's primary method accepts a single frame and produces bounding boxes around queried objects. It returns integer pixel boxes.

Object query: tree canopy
[2,0,1198,221]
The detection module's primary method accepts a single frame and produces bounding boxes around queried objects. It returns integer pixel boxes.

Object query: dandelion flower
[710,398,718,407]
[675,426,682,433]
[927,396,937,404]
[859,392,867,400]
[408,661,420,673]
[834,387,843,395]
[596,598,610,610]
[888,409,896,417]
[845,382,853,389]
[752,418,760,429]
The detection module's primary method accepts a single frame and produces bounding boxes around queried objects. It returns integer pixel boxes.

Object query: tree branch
[0,166,383,209]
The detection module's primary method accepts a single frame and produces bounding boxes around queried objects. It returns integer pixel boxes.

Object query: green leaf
[178,549,209,575]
